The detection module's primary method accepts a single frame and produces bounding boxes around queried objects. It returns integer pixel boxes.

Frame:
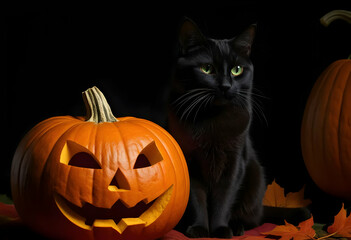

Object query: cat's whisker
[173,88,215,122]
[250,92,269,99]
[173,91,208,116]
[179,94,204,121]
[174,96,200,116]
[250,96,268,127]
[181,92,211,122]
[235,93,250,114]
[251,98,268,126]
[173,89,212,112]
[237,91,268,126]
[172,88,212,106]
[187,97,203,122]
[204,95,215,110]
[192,93,214,123]
[238,89,270,100]
[252,87,270,99]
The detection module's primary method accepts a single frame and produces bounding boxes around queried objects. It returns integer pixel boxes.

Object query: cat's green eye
[200,64,215,74]
[231,65,244,76]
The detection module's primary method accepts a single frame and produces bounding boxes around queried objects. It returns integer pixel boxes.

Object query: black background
[3,2,351,224]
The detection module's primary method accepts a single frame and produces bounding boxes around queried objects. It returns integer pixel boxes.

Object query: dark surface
[3,2,351,224]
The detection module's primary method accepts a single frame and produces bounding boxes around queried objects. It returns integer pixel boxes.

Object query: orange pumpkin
[301,60,351,200]
[301,10,351,200]
[11,86,189,240]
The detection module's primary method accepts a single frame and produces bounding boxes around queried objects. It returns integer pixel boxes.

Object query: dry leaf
[263,180,311,208]
[263,216,315,240]
[240,237,268,240]
[327,203,351,238]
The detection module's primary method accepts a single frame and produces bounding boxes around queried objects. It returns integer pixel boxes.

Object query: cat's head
[171,17,256,117]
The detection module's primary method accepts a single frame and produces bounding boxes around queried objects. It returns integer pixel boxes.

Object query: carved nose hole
[108,169,130,192]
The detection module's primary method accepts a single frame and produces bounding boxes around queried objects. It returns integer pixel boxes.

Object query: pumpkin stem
[82,86,118,123]
[321,10,351,59]
[320,10,351,27]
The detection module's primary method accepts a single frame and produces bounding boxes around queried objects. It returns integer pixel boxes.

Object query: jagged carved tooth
[142,189,167,204]
[119,198,137,208]
[142,197,153,204]
[85,217,95,226]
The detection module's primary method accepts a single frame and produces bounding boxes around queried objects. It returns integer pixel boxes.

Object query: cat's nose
[219,83,231,93]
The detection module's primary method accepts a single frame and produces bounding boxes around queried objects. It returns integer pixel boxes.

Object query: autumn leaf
[263,180,311,208]
[263,216,316,240]
[0,194,13,205]
[327,203,351,238]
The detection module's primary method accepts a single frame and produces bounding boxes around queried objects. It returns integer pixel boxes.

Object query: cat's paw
[211,226,233,238]
[186,225,210,238]
[232,223,245,236]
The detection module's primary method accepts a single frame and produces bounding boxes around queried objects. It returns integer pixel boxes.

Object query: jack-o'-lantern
[11,86,190,240]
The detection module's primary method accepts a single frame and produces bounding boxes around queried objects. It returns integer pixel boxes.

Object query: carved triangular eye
[69,152,101,169]
[134,154,151,169]
[133,141,163,169]
[60,140,101,169]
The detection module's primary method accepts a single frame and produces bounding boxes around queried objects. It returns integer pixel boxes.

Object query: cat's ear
[231,24,256,56]
[178,17,206,53]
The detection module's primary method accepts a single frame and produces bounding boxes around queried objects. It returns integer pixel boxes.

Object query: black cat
[167,18,266,238]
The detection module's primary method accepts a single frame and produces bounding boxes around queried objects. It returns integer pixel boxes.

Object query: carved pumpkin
[301,10,351,200]
[11,87,190,240]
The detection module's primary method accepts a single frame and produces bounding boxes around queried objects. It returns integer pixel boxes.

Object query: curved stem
[82,86,118,123]
[320,10,351,27]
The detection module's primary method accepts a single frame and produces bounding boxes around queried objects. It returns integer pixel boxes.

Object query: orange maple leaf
[263,180,311,208]
[263,216,315,240]
[327,203,351,238]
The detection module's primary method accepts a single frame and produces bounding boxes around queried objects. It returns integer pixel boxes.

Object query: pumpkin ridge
[336,62,349,162]
[23,119,81,198]
[127,119,189,225]
[39,121,89,202]
[322,62,346,189]
[40,121,89,202]
[12,118,83,230]
[323,62,346,181]
[313,62,343,186]
[11,118,71,200]
[131,119,189,186]
[302,64,334,179]
[302,59,351,199]
[127,120,176,178]
[86,122,100,206]
[337,63,351,190]
[111,121,133,170]
[139,124,167,187]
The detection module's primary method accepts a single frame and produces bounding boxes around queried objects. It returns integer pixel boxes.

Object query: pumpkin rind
[301,60,351,200]
[11,87,189,240]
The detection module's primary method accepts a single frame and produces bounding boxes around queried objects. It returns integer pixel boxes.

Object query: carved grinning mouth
[64,197,155,226]
[55,185,173,234]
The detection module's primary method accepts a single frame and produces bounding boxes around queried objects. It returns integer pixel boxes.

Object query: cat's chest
[168,109,249,156]
[168,112,198,155]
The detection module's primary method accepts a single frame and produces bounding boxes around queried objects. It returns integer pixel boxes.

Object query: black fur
[168,18,266,238]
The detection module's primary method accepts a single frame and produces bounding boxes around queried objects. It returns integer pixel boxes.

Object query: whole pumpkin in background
[11,86,190,240]
[301,10,351,200]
